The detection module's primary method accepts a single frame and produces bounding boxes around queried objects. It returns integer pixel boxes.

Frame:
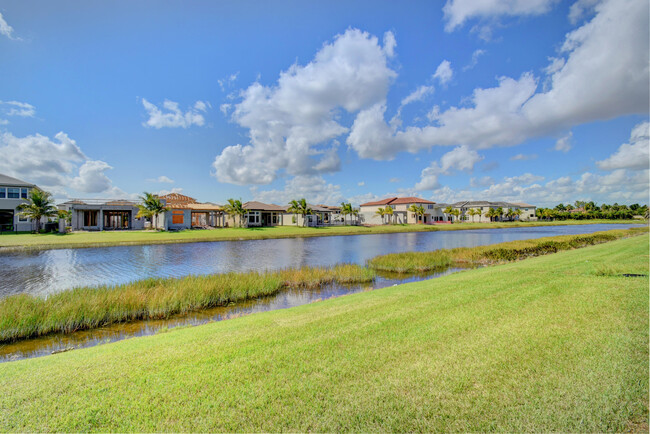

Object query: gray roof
[0,173,36,187]
[451,200,533,208]
[243,201,286,211]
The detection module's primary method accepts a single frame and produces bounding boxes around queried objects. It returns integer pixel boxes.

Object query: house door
[0,210,13,230]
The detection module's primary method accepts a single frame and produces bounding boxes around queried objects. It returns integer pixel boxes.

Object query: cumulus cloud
[400,85,435,107]
[383,31,397,57]
[141,99,210,129]
[554,132,572,152]
[433,60,453,85]
[0,13,19,41]
[147,175,175,183]
[0,131,125,197]
[443,0,559,32]
[251,175,344,205]
[347,0,648,160]
[415,146,483,190]
[510,153,538,161]
[596,121,649,171]
[213,28,397,185]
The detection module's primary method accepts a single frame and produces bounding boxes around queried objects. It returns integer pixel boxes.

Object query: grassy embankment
[0,264,374,343]
[0,227,645,343]
[0,219,643,251]
[369,226,648,273]
[0,234,647,431]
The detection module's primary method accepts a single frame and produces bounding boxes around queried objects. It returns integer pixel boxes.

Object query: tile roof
[360,197,435,207]
[159,193,197,205]
[243,201,286,211]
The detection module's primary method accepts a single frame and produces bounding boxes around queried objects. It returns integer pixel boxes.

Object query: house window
[524,208,529,211]
[247,212,259,224]
[7,188,19,199]
[428,205,433,209]
[83,211,98,226]
[172,211,184,224]
[0,188,5,198]
[18,213,27,221]
[21,188,28,199]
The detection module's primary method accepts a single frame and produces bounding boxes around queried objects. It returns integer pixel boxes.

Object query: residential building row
[0,172,536,232]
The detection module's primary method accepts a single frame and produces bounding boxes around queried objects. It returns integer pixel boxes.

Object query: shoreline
[0,219,645,252]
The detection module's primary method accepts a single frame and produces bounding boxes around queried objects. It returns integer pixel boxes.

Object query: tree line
[536,201,648,220]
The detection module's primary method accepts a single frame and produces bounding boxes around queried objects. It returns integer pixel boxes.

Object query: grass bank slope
[0,235,647,432]
[0,219,643,251]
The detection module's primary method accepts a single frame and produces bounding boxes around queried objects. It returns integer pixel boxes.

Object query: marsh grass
[368,228,647,273]
[0,264,374,342]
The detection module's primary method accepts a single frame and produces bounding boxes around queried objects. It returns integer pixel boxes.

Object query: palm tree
[340,202,353,225]
[476,207,483,222]
[288,198,312,227]
[512,208,522,221]
[468,208,477,222]
[375,207,386,224]
[137,192,169,229]
[351,207,360,225]
[506,208,515,221]
[384,206,394,224]
[485,208,497,222]
[222,198,246,227]
[408,204,426,223]
[16,189,59,232]
[443,205,454,222]
[450,208,461,222]
[495,207,504,222]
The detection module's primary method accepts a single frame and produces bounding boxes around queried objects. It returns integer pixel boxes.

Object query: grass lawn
[0,219,644,250]
[0,235,647,431]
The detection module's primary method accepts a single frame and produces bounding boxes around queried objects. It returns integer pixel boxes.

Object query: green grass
[368,227,647,272]
[0,264,374,343]
[0,219,643,251]
[0,235,646,431]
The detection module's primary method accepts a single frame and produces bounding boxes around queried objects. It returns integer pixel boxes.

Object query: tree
[288,198,313,227]
[223,198,247,228]
[16,188,59,232]
[443,205,454,222]
[467,208,477,222]
[384,206,394,224]
[375,207,386,224]
[408,204,425,223]
[137,192,169,229]
[486,208,498,222]
[506,208,515,221]
[340,202,353,225]
[351,207,359,225]
[495,207,504,222]
[450,208,460,222]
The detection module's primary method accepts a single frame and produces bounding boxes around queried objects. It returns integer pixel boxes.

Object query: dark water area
[0,224,639,298]
[0,268,463,362]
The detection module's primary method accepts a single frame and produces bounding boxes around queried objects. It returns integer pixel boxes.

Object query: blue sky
[0,0,648,207]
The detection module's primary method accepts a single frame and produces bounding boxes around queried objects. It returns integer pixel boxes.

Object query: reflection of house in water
[58,199,145,231]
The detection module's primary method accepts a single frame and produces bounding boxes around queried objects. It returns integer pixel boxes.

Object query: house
[0,173,39,232]
[59,199,146,231]
[281,204,342,227]
[449,201,537,222]
[359,197,438,224]
[159,193,223,230]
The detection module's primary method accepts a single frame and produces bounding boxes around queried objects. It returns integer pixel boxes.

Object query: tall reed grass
[368,228,647,273]
[0,264,374,342]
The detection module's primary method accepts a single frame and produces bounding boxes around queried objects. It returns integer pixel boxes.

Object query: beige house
[359,197,440,225]
[159,193,223,230]
[449,201,537,222]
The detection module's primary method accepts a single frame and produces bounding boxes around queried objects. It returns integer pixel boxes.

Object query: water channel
[0,223,640,362]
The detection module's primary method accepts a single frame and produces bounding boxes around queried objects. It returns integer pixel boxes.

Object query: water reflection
[0,224,638,297]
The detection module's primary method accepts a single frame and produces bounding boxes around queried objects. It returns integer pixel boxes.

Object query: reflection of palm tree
[223,198,246,227]
[137,192,168,229]
[288,199,313,227]
[16,189,58,232]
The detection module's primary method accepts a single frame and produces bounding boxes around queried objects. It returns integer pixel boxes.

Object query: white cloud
[415,146,483,190]
[400,85,435,107]
[554,132,572,152]
[213,28,397,185]
[509,153,538,161]
[0,131,127,197]
[357,181,365,186]
[0,12,19,41]
[568,0,599,24]
[141,99,209,129]
[470,176,495,187]
[433,60,453,85]
[251,175,344,205]
[155,187,184,196]
[596,121,649,171]
[347,0,649,160]
[147,175,175,184]
[463,49,486,71]
[0,101,35,118]
[443,0,559,32]
[383,31,396,58]
[218,73,239,92]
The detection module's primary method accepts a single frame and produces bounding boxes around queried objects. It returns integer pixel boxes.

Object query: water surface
[0,223,638,297]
